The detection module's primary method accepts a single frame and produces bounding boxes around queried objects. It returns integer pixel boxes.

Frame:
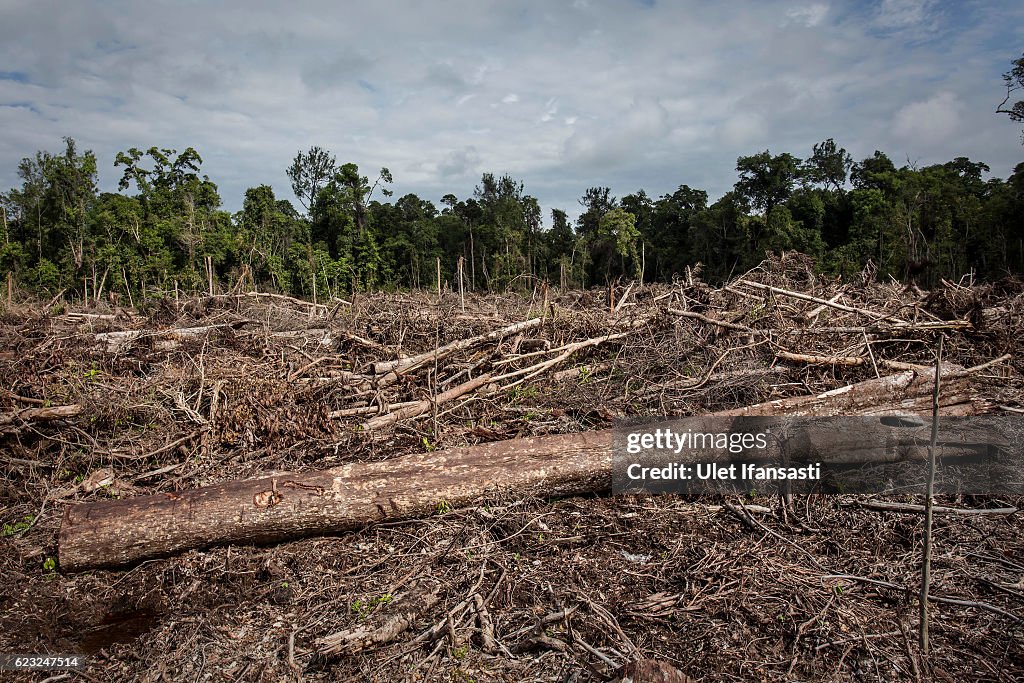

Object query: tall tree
[287,146,337,213]
[802,138,853,191]
[735,151,802,217]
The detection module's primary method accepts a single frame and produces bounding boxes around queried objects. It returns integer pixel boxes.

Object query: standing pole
[122,268,134,309]
[919,335,943,653]
[640,241,646,288]
[436,257,442,304]
[457,256,465,313]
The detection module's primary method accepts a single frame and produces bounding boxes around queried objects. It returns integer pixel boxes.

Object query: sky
[0,0,1022,223]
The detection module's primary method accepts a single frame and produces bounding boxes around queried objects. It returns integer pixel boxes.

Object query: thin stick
[919,334,943,653]
[858,500,1017,516]
[776,350,864,366]
[737,279,911,325]
[458,256,465,313]
[863,330,881,379]
[122,267,134,309]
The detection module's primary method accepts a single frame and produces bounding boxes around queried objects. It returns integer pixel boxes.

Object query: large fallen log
[58,367,989,571]
[94,322,245,352]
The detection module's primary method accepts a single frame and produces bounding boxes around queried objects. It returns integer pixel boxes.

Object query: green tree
[802,138,853,191]
[287,146,337,213]
[595,207,641,281]
[735,151,802,217]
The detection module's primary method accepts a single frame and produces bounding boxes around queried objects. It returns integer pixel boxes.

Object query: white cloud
[785,3,828,27]
[0,0,1020,224]
[718,113,767,147]
[892,91,960,146]
[874,0,935,30]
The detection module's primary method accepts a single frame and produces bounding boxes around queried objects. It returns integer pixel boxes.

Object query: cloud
[718,113,767,147]
[892,91,960,146]
[0,0,1021,225]
[874,0,935,29]
[785,3,828,27]
[439,145,480,178]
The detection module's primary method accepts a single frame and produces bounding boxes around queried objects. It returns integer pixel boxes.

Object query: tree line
[1,136,1022,302]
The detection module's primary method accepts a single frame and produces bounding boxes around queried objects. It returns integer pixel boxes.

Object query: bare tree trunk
[58,367,989,571]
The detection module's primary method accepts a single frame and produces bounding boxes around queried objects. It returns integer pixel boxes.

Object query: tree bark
[1,404,82,434]
[58,368,989,571]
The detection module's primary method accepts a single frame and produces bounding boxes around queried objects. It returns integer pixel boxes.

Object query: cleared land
[2,254,1023,681]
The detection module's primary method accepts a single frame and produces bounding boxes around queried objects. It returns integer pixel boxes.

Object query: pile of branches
[2,253,1023,681]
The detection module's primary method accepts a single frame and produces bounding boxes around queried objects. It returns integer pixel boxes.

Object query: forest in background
[1,135,1023,303]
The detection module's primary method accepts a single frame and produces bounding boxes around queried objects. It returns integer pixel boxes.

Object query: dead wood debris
[2,253,1023,681]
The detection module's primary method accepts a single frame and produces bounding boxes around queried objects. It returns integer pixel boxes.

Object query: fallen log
[58,367,989,571]
[94,322,245,352]
[714,365,983,417]
[1,404,82,434]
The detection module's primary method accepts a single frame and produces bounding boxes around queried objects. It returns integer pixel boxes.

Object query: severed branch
[824,574,1022,624]
[362,373,495,431]
[776,350,864,366]
[857,500,1018,516]
[315,580,441,656]
[373,318,541,376]
[669,308,757,333]
[736,279,909,323]
[1,404,82,435]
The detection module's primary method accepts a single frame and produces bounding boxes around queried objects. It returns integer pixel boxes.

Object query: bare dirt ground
[2,254,1023,682]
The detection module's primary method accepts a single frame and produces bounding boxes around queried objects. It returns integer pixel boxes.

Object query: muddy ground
[2,255,1023,682]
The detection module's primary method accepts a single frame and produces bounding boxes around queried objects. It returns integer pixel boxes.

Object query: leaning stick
[373,318,542,376]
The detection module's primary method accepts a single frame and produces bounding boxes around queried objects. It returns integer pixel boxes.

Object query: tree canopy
[2,135,1022,302]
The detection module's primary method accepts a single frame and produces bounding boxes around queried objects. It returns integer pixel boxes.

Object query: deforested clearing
[2,254,1023,682]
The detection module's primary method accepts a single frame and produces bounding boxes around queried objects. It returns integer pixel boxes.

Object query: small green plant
[436,500,452,514]
[42,556,56,573]
[422,436,436,452]
[83,366,101,380]
[2,515,34,537]
[834,582,845,595]
[578,366,592,383]
[451,644,469,661]
[280,582,289,589]
[375,593,393,606]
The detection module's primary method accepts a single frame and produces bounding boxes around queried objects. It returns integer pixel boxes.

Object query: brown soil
[2,254,1022,681]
